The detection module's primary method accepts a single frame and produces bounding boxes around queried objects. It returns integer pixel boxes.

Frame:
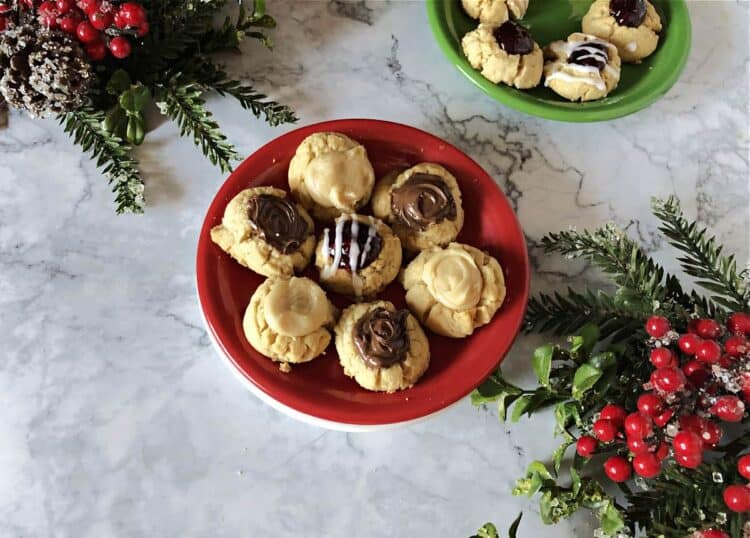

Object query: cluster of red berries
[576,312,749,502]
[3,0,148,61]
[721,454,750,514]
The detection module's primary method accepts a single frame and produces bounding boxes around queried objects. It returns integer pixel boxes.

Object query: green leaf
[511,394,533,423]
[508,513,522,538]
[472,523,499,538]
[103,106,127,137]
[588,352,616,372]
[599,501,625,535]
[526,461,553,481]
[106,69,132,95]
[472,374,522,404]
[119,85,152,112]
[571,364,602,400]
[570,324,600,355]
[498,392,522,422]
[555,402,580,432]
[125,114,146,145]
[570,468,582,496]
[551,435,574,474]
[532,344,553,386]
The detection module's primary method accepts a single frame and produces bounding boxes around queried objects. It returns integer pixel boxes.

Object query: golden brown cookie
[543,33,621,102]
[210,187,316,277]
[462,21,543,89]
[315,213,402,298]
[400,242,506,338]
[461,0,528,25]
[372,163,464,252]
[335,301,430,393]
[288,132,375,221]
[582,0,662,63]
[243,276,337,369]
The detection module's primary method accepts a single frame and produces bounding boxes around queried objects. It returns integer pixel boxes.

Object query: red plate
[196,119,529,428]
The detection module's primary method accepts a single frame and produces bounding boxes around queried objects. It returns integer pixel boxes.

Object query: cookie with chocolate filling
[461,0,528,25]
[210,187,316,277]
[461,20,543,89]
[335,300,430,392]
[244,276,338,370]
[401,242,506,338]
[543,33,621,102]
[372,162,465,252]
[314,213,402,298]
[288,132,375,221]
[582,0,662,63]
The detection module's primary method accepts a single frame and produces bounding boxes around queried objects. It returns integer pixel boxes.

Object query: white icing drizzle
[359,216,378,268]
[320,214,376,297]
[321,216,346,280]
[545,39,619,92]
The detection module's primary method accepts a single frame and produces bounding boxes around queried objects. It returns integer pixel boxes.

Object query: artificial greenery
[60,0,296,214]
[472,197,749,537]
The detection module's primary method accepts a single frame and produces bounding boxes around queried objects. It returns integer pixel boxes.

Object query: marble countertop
[1,1,748,537]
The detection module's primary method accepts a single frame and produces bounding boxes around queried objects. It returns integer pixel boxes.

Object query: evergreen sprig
[59,105,144,214]
[652,196,750,312]
[156,76,240,173]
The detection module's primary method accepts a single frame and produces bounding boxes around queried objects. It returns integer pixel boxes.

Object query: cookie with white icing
[462,21,543,90]
[543,33,621,102]
[582,0,662,63]
[288,132,375,221]
[400,242,506,338]
[461,0,528,25]
[243,276,337,369]
[335,301,430,393]
[315,213,402,299]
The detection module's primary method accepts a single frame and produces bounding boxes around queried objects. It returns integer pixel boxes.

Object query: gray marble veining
[0,1,748,537]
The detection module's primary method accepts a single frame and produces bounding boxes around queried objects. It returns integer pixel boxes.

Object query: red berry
[697,530,730,538]
[604,456,632,482]
[678,414,704,434]
[89,9,111,29]
[59,15,79,32]
[136,19,148,36]
[0,3,11,14]
[76,20,99,43]
[741,372,750,401]
[113,9,127,28]
[85,40,106,60]
[652,367,686,394]
[118,1,146,26]
[653,408,675,428]
[724,335,748,357]
[722,484,750,512]
[682,359,709,386]
[738,455,750,480]
[38,1,59,27]
[645,316,671,338]
[650,347,677,368]
[710,395,745,422]
[108,36,131,58]
[55,0,72,13]
[627,436,650,455]
[600,404,627,427]
[694,319,722,339]
[624,412,652,439]
[700,420,722,448]
[637,393,664,417]
[576,435,598,457]
[673,430,703,458]
[655,442,670,461]
[76,0,98,14]
[679,333,702,355]
[0,16,6,31]
[727,312,750,335]
[695,340,722,364]
[592,419,618,443]
[633,452,661,478]
[676,451,703,469]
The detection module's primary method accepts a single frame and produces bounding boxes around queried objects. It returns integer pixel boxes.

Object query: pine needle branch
[59,106,144,214]
[652,196,749,311]
[540,225,688,309]
[156,76,239,173]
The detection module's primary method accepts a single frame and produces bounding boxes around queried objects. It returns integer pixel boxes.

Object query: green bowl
[426,0,691,122]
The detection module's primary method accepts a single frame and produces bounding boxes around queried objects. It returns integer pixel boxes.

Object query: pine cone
[0,24,93,117]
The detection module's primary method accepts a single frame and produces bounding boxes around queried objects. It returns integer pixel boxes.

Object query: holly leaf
[471,523,499,538]
[552,435,574,474]
[532,344,554,386]
[119,85,152,112]
[498,392,522,422]
[570,323,600,355]
[511,394,534,422]
[555,401,581,432]
[572,364,603,400]
[106,69,132,95]
[599,501,625,535]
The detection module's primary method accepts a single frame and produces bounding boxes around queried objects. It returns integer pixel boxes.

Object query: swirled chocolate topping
[492,20,534,56]
[354,307,410,368]
[391,173,457,231]
[568,41,609,71]
[247,194,309,254]
[324,218,383,271]
[610,0,647,27]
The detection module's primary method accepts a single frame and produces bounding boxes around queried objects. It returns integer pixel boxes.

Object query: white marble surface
[1,1,748,536]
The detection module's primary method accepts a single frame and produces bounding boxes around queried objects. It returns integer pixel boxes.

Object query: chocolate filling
[391,173,457,231]
[568,41,609,71]
[324,219,382,270]
[247,194,309,254]
[610,0,647,27]
[492,20,534,56]
[353,307,410,368]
